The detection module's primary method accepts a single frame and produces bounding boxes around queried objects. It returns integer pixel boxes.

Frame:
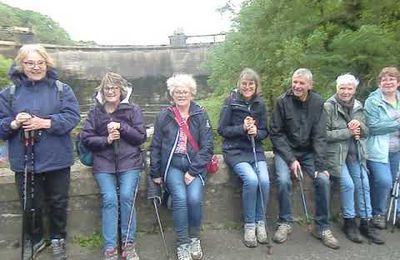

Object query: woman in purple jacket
[81,72,146,260]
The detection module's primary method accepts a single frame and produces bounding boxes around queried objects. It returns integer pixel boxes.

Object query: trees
[207,0,400,107]
[0,3,74,45]
[0,55,12,87]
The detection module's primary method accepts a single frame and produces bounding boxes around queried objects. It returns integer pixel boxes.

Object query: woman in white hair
[324,74,383,244]
[150,74,213,260]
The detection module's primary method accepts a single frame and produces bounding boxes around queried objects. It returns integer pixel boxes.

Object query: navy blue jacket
[80,100,146,174]
[218,91,269,167]
[149,102,213,180]
[0,65,80,173]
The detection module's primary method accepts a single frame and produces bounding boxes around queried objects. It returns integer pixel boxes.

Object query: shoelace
[322,230,334,239]
[191,240,201,254]
[177,247,191,260]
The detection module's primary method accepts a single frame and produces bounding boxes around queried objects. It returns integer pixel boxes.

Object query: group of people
[0,43,399,260]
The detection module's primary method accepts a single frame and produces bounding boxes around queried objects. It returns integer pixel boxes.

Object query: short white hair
[292,68,313,81]
[166,73,197,96]
[336,74,359,88]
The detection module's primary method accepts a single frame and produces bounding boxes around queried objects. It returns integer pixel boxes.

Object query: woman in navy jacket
[218,68,270,248]
[81,72,146,260]
[150,74,213,260]
[0,44,80,260]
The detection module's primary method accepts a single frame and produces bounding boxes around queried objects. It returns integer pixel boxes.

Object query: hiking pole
[21,130,35,260]
[147,175,170,259]
[250,136,272,255]
[356,139,372,242]
[113,139,122,252]
[122,177,140,254]
[297,166,311,232]
[386,169,399,233]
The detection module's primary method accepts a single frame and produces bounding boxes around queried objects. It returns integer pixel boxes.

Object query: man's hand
[290,160,301,179]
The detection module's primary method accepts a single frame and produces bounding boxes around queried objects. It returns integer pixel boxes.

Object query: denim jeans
[15,167,70,243]
[232,161,270,224]
[95,170,141,250]
[166,154,204,246]
[340,159,372,219]
[274,153,330,231]
[367,151,400,217]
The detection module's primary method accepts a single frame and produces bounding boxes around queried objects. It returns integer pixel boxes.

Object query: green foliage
[0,2,74,45]
[206,0,400,108]
[0,55,12,87]
[73,231,102,249]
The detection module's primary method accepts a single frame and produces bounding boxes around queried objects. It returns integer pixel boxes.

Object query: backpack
[75,132,93,166]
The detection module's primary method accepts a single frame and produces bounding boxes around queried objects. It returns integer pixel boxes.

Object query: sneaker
[312,228,340,249]
[177,244,192,260]
[273,223,292,243]
[372,215,386,229]
[104,247,118,260]
[22,239,47,260]
[243,223,257,247]
[51,239,67,260]
[190,238,203,260]
[122,242,140,260]
[256,221,268,244]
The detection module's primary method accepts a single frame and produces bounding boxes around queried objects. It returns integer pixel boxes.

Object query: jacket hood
[8,63,58,86]
[326,95,363,111]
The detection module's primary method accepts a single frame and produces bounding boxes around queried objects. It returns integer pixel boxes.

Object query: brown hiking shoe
[312,228,340,249]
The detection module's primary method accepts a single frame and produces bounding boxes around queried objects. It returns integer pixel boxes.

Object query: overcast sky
[2,0,243,45]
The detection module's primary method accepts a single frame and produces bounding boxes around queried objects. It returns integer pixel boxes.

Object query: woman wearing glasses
[80,72,146,260]
[149,74,213,260]
[0,44,80,260]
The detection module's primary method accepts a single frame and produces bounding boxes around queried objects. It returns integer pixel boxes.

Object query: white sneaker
[177,244,192,260]
[256,221,268,244]
[190,238,203,260]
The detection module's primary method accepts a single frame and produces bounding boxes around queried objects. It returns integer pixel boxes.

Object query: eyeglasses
[173,90,191,96]
[104,86,120,92]
[23,60,47,68]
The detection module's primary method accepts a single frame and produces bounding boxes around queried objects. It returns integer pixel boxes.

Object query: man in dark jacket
[270,68,339,249]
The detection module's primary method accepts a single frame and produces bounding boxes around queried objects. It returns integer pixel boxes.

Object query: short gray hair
[166,74,197,96]
[292,68,313,81]
[336,74,359,88]
[98,72,129,102]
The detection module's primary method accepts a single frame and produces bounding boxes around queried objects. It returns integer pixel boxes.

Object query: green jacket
[323,95,369,177]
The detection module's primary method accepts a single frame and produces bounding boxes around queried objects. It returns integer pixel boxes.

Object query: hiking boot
[273,223,292,243]
[23,239,46,260]
[122,242,140,260]
[372,215,386,229]
[243,223,257,247]
[51,239,67,260]
[190,238,203,260]
[256,221,268,244]
[359,219,385,245]
[342,218,362,243]
[177,244,192,260]
[312,228,340,249]
[104,247,118,260]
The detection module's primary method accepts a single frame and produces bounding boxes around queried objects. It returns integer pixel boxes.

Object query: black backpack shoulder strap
[8,84,16,109]
[55,80,64,103]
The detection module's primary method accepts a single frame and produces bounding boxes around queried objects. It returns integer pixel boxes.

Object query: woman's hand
[153,177,162,185]
[22,115,51,131]
[107,129,120,144]
[247,124,258,137]
[184,172,195,185]
[107,122,120,132]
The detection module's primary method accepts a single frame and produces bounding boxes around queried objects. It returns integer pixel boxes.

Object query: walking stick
[356,139,373,242]
[113,140,122,251]
[21,130,35,260]
[250,136,272,255]
[147,175,170,259]
[386,168,400,233]
[297,166,311,232]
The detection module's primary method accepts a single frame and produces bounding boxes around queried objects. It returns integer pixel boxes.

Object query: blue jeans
[232,161,270,224]
[340,159,372,219]
[95,170,140,250]
[274,153,330,231]
[166,154,204,246]
[367,151,400,217]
